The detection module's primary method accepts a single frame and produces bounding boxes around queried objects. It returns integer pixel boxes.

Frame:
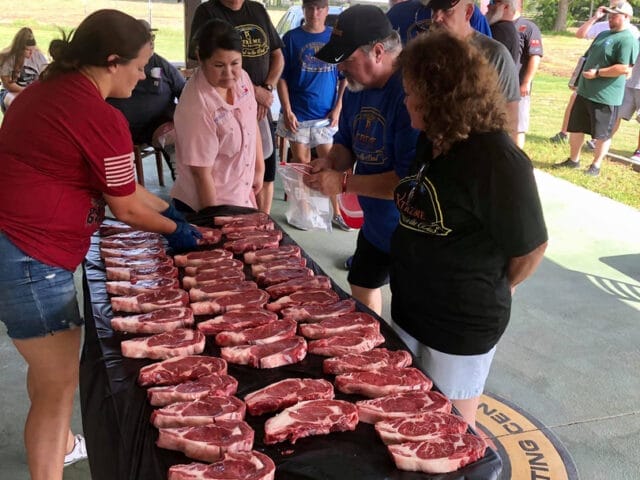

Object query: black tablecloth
[79,207,502,480]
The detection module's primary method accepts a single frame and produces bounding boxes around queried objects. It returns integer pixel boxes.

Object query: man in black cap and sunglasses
[304,5,419,316]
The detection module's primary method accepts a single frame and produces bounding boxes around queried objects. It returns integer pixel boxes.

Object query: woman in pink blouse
[171,19,264,211]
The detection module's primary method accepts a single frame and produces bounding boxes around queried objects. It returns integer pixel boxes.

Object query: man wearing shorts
[611,60,640,161]
[304,5,419,316]
[276,0,351,230]
[554,1,638,176]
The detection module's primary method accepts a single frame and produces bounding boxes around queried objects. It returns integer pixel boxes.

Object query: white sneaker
[332,215,354,232]
[64,434,88,467]
[631,150,640,162]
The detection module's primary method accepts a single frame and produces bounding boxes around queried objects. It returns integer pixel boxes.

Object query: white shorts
[276,115,337,149]
[393,322,497,400]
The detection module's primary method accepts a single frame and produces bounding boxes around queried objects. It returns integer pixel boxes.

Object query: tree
[553,0,570,31]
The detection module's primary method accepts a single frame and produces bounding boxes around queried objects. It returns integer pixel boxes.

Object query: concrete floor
[1,154,639,479]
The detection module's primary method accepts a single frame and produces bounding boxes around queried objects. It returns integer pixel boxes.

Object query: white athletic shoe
[64,434,88,467]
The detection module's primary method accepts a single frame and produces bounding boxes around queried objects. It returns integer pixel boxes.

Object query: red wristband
[342,171,350,194]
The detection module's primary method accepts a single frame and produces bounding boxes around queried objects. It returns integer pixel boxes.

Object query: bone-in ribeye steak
[280,299,356,322]
[356,391,452,424]
[299,312,380,339]
[387,434,487,474]
[243,245,300,264]
[215,319,297,346]
[375,411,468,445]
[221,219,274,234]
[106,264,178,282]
[147,374,239,406]
[224,229,283,241]
[99,222,135,237]
[223,236,281,254]
[104,255,173,268]
[189,281,258,302]
[244,378,334,416]
[151,395,246,428]
[195,226,222,244]
[197,309,278,336]
[138,355,228,387]
[184,258,244,276]
[105,277,180,296]
[214,212,271,226]
[264,275,331,299]
[100,245,166,260]
[263,399,358,445]
[157,420,254,462]
[121,328,205,360]
[110,307,194,334]
[323,348,413,375]
[167,450,275,480]
[307,327,385,357]
[266,289,339,312]
[101,229,161,241]
[250,256,306,276]
[182,269,246,290]
[335,367,432,398]
[100,237,162,250]
[190,290,269,316]
[173,249,233,267]
[110,289,189,313]
[255,267,313,287]
[220,336,307,369]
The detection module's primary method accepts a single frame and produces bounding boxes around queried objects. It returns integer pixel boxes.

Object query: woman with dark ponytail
[0,10,200,479]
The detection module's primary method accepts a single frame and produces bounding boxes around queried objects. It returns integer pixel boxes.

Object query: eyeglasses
[407,159,431,205]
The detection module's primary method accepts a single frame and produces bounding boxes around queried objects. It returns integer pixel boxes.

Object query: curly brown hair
[397,29,508,152]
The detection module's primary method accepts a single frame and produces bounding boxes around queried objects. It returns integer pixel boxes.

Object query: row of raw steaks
[98,213,487,480]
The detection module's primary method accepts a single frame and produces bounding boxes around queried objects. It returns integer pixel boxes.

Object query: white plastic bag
[278,163,333,231]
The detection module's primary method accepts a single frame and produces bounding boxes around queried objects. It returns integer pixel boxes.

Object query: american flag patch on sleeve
[104,153,135,187]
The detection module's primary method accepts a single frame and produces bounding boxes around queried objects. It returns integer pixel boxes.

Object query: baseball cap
[315,5,393,64]
[302,0,329,6]
[426,0,462,10]
[603,1,633,16]
[137,19,158,32]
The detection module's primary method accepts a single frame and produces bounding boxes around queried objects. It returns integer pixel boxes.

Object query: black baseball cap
[426,0,462,10]
[315,5,393,64]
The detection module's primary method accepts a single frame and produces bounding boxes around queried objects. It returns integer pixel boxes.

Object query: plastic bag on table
[279,163,333,231]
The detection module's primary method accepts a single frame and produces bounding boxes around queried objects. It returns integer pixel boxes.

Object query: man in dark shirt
[485,0,520,65]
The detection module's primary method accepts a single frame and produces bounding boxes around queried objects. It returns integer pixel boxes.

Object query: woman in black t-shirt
[391,30,548,429]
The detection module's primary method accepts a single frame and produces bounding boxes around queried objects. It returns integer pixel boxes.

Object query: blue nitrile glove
[165,221,201,252]
[161,202,187,223]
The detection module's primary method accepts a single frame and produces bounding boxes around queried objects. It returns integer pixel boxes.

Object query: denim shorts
[393,322,497,400]
[0,232,83,340]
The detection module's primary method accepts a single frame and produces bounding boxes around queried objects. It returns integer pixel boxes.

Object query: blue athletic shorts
[393,322,497,400]
[0,232,83,340]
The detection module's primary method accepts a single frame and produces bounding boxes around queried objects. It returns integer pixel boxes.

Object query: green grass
[0,9,638,209]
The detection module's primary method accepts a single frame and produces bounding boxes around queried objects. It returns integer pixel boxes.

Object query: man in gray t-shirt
[429,0,520,140]
[612,56,640,160]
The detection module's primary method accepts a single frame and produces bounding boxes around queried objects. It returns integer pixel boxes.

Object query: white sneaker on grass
[64,434,88,467]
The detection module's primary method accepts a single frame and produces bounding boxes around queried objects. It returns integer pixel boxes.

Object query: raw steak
[387,434,486,474]
[182,269,245,289]
[244,378,334,416]
[250,257,306,276]
[280,299,356,322]
[105,277,180,296]
[243,245,300,264]
[174,249,233,267]
[263,399,358,444]
[323,348,413,375]
[103,230,161,241]
[196,226,222,244]
[148,374,239,406]
[307,328,385,357]
[168,451,275,480]
[138,356,228,387]
[224,236,281,254]
[221,219,275,234]
[99,222,136,236]
[100,237,162,250]
[215,319,297,346]
[106,264,178,281]
[190,290,269,316]
[214,212,271,226]
[110,307,194,334]
[225,229,283,241]
[356,391,452,424]
[121,328,205,360]
[189,281,258,302]
[100,245,167,260]
[375,412,468,444]
[264,275,331,299]
[220,336,307,369]
[266,289,339,312]
[197,310,278,336]
[299,312,380,339]
[157,420,254,462]
[151,396,246,428]
[335,367,432,398]
[110,289,189,313]
[104,256,173,268]
[184,258,244,276]
[255,267,313,287]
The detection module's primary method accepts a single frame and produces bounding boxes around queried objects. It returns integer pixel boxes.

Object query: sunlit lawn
[0,4,638,208]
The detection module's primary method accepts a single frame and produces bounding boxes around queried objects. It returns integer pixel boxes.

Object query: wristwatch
[262,83,274,91]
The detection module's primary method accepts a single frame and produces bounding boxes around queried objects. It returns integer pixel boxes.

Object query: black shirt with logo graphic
[390,131,547,355]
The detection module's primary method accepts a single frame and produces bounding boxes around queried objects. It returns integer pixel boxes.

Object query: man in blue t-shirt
[304,5,419,316]
[277,0,350,230]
